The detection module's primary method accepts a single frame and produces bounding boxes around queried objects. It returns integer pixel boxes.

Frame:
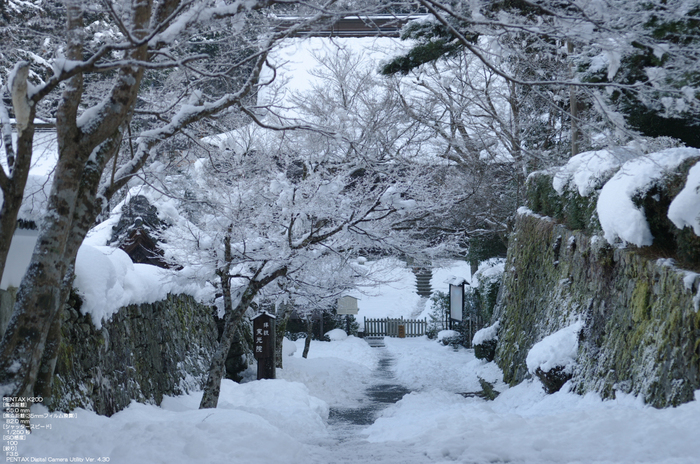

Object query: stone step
[364,336,385,348]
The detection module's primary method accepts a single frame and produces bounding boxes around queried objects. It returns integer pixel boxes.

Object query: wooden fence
[363,317,427,338]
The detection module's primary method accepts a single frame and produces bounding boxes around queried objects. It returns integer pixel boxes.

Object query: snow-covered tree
[158,46,464,405]
[405,0,699,146]
[0,0,399,413]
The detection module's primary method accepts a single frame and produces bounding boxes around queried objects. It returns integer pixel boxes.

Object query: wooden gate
[363,316,427,338]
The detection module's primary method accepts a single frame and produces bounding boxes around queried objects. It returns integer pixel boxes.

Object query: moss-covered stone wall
[494,211,700,407]
[51,293,218,416]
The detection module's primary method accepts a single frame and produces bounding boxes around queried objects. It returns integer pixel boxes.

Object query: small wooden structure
[253,311,276,380]
[363,316,426,338]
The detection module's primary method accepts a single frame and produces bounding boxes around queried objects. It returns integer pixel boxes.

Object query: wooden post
[253,311,276,380]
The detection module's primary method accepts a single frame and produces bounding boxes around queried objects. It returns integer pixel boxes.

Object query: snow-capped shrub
[425,291,449,339]
[472,320,500,346]
[437,330,461,346]
[325,328,348,341]
[530,147,700,267]
[552,149,631,198]
[526,170,601,233]
[473,321,499,361]
[526,321,584,393]
[471,258,505,323]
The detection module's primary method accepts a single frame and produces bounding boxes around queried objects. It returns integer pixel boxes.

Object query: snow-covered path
[14,335,700,463]
[306,346,435,464]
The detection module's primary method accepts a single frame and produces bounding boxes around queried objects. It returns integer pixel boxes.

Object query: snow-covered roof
[252,310,277,320]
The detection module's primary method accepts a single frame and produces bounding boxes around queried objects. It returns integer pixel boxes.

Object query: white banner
[449,284,463,322]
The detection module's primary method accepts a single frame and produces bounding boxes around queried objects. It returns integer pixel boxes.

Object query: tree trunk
[274,304,292,369]
[302,318,312,359]
[199,265,287,409]
[32,309,63,400]
[0,0,146,412]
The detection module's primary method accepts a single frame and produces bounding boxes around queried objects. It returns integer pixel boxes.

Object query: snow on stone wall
[494,210,700,407]
[51,293,218,416]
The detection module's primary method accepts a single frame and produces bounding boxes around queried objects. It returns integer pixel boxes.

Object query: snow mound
[526,321,584,374]
[324,328,348,341]
[668,160,700,236]
[279,337,378,407]
[383,336,504,393]
[22,378,326,464]
[473,321,500,346]
[597,148,700,246]
[364,378,700,464]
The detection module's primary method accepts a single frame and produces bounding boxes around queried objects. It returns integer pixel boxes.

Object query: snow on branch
[150,0,259,47]
[0,90,15,181]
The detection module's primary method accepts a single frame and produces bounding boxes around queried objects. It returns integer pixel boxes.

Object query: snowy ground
[15,334,700,464]
[8,260,700,464]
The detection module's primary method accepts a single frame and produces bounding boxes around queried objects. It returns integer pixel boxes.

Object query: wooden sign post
[253,311,276,380]
[338,295,359,335]
[449,283,464,330]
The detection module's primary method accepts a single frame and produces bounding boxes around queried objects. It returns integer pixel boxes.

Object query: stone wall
[0,289,219,416]
[50,293,218,415]
[494,211,700,408]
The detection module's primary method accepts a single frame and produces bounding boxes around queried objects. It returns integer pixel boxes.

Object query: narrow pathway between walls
[306,343,438,464]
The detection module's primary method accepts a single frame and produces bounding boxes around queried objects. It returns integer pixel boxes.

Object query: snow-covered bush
[471,258,505,324]
[472,321,500,361]
[526,321,584,393]
[436,329,461,347]
[425,291,449,339]
[526,148,625,232]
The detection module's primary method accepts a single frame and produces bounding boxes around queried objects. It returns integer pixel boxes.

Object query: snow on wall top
[551,148,635,197]
[668,161,700,236]
[549,146,700,247]
[73,184,216,328]
[597,148,700,247]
